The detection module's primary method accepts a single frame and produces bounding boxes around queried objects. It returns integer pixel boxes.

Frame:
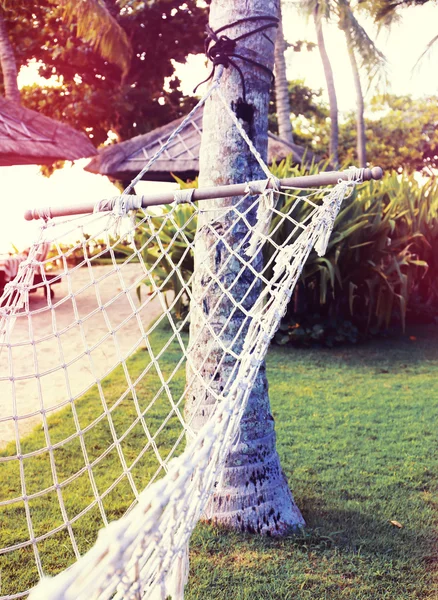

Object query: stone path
[0,263,163,449]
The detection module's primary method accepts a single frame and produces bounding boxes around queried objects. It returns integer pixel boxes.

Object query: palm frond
[339,2,387,85]
[296,0,333,21]
[56,0,132,77]
[412,33,438,72]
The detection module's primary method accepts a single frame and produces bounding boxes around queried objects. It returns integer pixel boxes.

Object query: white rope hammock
[0,72,381,600]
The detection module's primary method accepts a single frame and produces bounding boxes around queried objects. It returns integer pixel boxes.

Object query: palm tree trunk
[344,26,366,167]
[0,10,20,103]
[275,6,294,144]
[185,0,305,535]
[313,4,338,166]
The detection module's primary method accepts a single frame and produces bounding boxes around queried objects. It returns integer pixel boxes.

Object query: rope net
[0,81,367,600]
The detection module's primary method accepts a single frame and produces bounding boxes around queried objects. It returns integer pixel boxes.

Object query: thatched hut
[85,108,311,183]
[0,97,97,166]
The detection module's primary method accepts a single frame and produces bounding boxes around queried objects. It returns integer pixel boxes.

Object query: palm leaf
[56,0,132,76]
[413,33,438,72]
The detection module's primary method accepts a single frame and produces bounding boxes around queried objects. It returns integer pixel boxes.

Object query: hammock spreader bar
[24,166,383,222]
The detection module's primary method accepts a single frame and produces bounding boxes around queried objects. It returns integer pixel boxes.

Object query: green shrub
[269,160,437,336]
[119,177,198,320]
[125,162,438,338]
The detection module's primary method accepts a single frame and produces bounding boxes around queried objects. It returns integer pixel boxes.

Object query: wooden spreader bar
[24,167,383,221]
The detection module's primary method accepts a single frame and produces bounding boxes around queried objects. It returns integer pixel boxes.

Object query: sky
[1,2,437,253]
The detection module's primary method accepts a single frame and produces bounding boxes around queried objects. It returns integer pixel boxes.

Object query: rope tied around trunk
[193,15,279,102]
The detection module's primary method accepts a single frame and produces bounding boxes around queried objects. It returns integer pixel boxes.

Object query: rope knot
[207,34,237,67]
[193,16,279,101]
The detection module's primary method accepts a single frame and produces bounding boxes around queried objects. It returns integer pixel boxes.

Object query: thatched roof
[0,98,97,166]
[85,108,311,183]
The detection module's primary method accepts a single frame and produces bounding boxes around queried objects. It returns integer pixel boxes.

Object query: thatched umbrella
[0,97,97,166]
[85,108,312,183]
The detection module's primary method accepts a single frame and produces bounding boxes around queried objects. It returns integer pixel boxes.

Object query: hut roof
[0,98,97,166]
[85,108,311,183]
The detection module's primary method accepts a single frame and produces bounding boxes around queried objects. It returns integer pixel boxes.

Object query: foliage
[57,0,132,76]
[1,320,437,597]
[3,0,206,146]
[135,203,197,320]
[293,93,438,173]
[115,178,198,320]
[364,94,438,173]
[269,79,328,135]
[45,235,134,268]
[360,0,433,25]
[132,163,438,335]
[269,159,437,335]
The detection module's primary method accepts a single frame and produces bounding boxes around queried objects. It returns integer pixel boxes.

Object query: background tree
[296,0,385,167]
[309,0,340,165]
[3,0,206,145]
[290,90,438,173]
[362,0,437,72]
[274,3,295,144]
[186,0,305,534]
[337,0,386,167]
[269,78,327,137]
[0,0,132,106]
[274,2,317,146]
[0,6,19,102]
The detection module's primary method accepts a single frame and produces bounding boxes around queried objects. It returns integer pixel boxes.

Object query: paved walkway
[0,264,163,449]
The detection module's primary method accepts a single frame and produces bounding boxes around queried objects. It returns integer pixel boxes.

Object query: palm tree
[186,0,305,534]
[0,0,132,105]
[275,4,295,144]
[363,0,436,72]
[299,0,385,167]
[337,0,386,167]
[311,0,340,165]
[0,8,19,102]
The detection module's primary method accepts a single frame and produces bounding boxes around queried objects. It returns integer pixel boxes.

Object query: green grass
[1,323,437,598]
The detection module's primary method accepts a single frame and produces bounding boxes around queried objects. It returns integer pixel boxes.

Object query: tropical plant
[56,0,132,77]
[308,0,340,165]
[269,159,436,334]
[113,177,197,320]
[135,202,197,320]
[136,162,438,337]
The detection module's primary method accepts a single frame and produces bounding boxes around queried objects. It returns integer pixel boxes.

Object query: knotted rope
[193,15,279,101]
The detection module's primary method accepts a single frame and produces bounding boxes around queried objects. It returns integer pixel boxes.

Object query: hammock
[0,73,382,600]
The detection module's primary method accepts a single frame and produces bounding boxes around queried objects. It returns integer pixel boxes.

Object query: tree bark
[0,10,20,104]
[274,6,294,145]
[185,0,304,536]
[344,26,367,167]
[313,3,339,166]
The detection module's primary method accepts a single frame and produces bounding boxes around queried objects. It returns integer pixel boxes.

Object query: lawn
[188,326,438,599]
[0,321,437,599]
